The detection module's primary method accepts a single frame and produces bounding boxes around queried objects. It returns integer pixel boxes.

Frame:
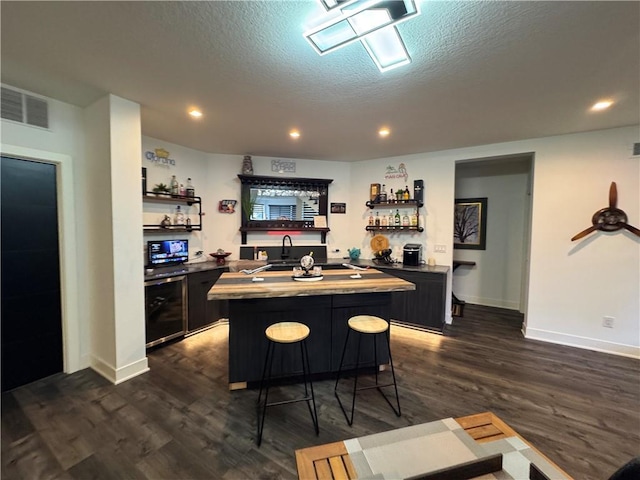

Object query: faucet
[282,235,293,259]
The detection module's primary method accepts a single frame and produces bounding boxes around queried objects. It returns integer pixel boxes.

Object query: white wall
[454,168,530,310]
[141,138,353,259]
[84,95,148,383]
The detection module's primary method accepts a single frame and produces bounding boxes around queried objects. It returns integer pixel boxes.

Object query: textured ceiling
[1,1,638,161]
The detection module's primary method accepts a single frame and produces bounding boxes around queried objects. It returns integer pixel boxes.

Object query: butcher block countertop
[207,268,415,301]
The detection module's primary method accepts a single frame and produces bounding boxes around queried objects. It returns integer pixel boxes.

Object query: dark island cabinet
[331,293,391,370]
[187,268,229,332]
[228,296,333,383]
[386,270,446,331]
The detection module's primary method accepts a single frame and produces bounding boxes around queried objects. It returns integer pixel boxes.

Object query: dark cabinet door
[387,270,446,331]
[187,269,228,332]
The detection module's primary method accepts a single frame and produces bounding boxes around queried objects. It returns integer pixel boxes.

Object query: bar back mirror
[238,174,333,243]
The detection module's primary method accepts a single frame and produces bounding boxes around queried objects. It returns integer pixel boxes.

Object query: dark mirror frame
[238,174,333,244]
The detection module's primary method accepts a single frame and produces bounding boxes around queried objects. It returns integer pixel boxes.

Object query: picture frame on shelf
[454,197,487,250]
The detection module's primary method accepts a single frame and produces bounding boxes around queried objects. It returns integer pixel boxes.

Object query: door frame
[1,145,81,374]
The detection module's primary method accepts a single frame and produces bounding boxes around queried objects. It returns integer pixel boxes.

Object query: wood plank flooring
[2,304,639,479]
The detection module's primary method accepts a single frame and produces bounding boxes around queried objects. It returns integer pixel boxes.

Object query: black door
[1,156,63,391]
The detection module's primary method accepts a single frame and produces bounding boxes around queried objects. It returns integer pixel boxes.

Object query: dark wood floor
[2,305,639,479]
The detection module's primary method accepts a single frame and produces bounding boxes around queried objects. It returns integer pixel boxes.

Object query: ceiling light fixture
[591,100,614,111]
[304,0,420,73]
[188,109,203,118]
[378,127,390,137]
[289,130,301,139]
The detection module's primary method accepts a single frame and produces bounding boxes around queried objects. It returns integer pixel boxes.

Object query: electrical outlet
[602,316,615,328]
[434,244,446,253]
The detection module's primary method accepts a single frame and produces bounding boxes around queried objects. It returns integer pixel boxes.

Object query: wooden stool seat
[348,315,389,334]
[266,322,310,343]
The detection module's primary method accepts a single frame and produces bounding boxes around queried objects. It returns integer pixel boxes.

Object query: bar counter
[207,268,415,389]
[207,268,415,300]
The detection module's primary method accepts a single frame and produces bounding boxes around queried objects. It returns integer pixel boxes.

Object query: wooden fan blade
[621,222,640,238]
[571,225,597,241]
[609,182,617,208]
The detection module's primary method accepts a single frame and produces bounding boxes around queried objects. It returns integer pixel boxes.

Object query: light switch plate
[434,244,446,253]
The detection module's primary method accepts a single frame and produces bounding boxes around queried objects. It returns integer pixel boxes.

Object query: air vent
[633,142,640,157]
[1,86,49,129]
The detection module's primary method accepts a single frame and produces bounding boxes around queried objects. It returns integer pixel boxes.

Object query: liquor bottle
[388,210,394,226]
[174,205,185,225]
[179,183,186,197]
[403,186,410,200]
[368,213,374,226]
[375,212,380,226]
[381,213,388,227]
[186,178,195,197]
[389,188,395,203]
[394,209,401,226]
[411,211,418,227]
[170,175,179,196]
[402,212,410,226]
[379,184,387,203]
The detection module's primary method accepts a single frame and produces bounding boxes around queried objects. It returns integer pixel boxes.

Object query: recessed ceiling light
[379,128,390,137]
[591,100,614,111]
[188,109,203,118]
[289,130,301,139]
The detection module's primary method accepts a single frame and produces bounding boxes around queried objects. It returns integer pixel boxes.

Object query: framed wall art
[454,197,487,250]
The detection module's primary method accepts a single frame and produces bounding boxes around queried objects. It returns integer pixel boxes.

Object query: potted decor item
[152,183,170,195]
[241,155,254,175]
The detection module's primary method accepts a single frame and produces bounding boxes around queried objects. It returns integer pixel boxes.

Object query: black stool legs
[334,326,401,426]
[256,337,319,446]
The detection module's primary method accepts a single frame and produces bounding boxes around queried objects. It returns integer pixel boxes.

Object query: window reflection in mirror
[249,187,320,221]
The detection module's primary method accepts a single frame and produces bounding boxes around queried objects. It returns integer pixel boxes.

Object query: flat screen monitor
[147,239,189,267]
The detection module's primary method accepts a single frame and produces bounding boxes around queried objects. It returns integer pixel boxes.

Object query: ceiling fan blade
[609,181,617,208]
[621,222,640,238]
[571,225,597,241]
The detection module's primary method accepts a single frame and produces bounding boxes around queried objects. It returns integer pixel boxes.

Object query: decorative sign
[331,202,346,214]
[144,148,176,166]
[384,162,408,182]
[271,159,296,173]
[313,215,327,228]
[219,200,237,213]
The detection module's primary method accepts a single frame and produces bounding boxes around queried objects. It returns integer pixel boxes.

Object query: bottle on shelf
[388,210,394,226]
[411,211,419,227]
[368,212,375,226]
[179,183,186,197]
[375,212,381,226]
[186,178,195,197]
[170,175,179,196]
[394,209,401,226]
[174,205,185,225]
[403,186,410,201]
[379,184,387,203]
[381,213,388,227]
[402,212,410,226]
[389,188,395,203]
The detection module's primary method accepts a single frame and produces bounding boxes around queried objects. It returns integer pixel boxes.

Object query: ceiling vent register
[1,87,49,129]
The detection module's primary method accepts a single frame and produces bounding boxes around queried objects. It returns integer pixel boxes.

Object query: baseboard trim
[457,295,520,311]
[525,328,640,359]
[90,356,150,384]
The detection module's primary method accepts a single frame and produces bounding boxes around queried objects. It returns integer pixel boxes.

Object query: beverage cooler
[144,275,187,348]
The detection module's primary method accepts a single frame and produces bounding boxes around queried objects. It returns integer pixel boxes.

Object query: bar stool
[334,315,401,425]
[256,321,319,446]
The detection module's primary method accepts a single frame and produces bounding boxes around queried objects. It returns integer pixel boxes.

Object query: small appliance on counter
[403,243,422,266]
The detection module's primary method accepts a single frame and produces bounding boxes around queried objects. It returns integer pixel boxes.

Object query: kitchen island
[208,268,415,389]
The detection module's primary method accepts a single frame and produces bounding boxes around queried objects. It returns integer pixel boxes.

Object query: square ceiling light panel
[304,0,419,55]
